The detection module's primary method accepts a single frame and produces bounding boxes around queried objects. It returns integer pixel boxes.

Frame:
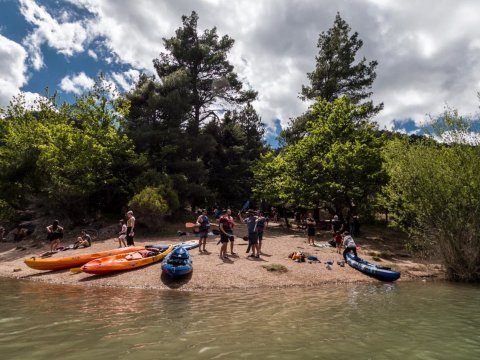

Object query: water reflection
[0,279,479,359]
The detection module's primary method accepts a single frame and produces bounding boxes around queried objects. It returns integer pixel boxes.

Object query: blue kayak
[345,252,400,282]
[148,240,199,251]
[161,246,193,278]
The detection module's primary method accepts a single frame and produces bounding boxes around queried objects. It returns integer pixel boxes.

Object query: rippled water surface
[1,279,479,359]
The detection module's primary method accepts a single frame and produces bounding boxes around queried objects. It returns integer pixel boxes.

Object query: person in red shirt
[219,209,236,259]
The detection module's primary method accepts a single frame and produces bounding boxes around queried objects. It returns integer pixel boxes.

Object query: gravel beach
[0,223,444,291]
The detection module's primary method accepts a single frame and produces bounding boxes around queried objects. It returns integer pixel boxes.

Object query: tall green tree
[281,13,382,145]
[153,11,256,136]
[255,97,386,216]
[204,105,267,206]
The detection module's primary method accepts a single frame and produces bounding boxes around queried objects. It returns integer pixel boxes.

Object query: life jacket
[199,215,210,231]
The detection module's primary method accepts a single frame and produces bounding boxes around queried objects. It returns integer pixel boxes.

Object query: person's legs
[51,239,60,252]
[257,232,263,254]
[229,237,236,255]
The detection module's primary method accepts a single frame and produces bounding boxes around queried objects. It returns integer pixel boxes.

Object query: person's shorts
[248,232,258,245]
[198,230,209,238]
[119,234,126,241]
[220,231,233,243]
[307,227,315,237]
[47,233,63,242]
[257,231,263,241]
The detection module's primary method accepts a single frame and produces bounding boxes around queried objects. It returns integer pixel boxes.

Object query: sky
[1,0,480,146]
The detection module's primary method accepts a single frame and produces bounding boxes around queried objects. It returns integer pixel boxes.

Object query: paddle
[69,267,83,274]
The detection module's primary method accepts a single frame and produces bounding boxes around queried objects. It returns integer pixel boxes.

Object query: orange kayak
[81,244,174,274]
[24,246,144,271]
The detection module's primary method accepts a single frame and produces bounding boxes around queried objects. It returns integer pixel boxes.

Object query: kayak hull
[345,252,401,282]
[24,246,144,271]
[81,244,174,274]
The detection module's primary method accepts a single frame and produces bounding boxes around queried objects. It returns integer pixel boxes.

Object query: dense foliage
[381,110,480,281]
[0,82,139,216]
[253,97,386,216]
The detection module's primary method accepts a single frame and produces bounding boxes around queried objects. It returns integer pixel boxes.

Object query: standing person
[126,211,135,246]
[256,211,267,255]
[46,220,64,252]
[306,213,316,245]
[0,226,4,241]
[219,209,234,259]
[117,219,127,248]
[331,214,344,248]
[341,231,358,259]
[74,230,92,248]
[196,208,210,253]
[239,210,259,258]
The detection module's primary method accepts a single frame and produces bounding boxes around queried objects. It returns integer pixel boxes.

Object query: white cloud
[18,0,480,134]
[59,72,95,95]
[110,69,140,92]
[20,0,91,69]
[87,49,98,60]
[0,35,29,106]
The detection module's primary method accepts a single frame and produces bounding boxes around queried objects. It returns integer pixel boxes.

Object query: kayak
[149,240,200,251]
[81,244,174,274]
[24,246,144,271]
[345,252,401,282]
[161,246,193,278]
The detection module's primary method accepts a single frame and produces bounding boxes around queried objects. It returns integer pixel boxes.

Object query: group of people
[303,212,358,259]
[116,211,136,248]
[194,208,268,259]
[44,210,137,252]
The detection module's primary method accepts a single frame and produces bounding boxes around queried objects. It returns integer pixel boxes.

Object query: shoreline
[0,224,444,291]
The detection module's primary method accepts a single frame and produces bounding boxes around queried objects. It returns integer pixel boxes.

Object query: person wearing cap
[219,209,235,259]
[46,220,64,252]
[239,209,259,258]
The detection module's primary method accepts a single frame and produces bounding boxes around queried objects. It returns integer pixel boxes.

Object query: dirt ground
[0,222,444,291]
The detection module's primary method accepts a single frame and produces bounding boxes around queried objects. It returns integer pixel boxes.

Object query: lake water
[0,278,479,360]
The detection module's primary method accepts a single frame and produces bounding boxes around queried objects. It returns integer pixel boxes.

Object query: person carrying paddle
[46,220,64,252]
[196,208,210,253]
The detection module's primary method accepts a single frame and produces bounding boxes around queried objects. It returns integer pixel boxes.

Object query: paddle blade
[241,200,250,211]
[185,222,197,229]
[69,267,83,274]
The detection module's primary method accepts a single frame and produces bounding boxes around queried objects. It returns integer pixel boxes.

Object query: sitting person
[46,220,64,252]
[74,230,91,249]
[341,231,358,259]
[13,226,28,242]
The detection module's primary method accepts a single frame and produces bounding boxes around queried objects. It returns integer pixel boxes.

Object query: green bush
[128,187,169,231]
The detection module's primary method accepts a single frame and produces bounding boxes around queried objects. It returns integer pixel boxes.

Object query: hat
[246,209,254,214]
[333,215,339,220]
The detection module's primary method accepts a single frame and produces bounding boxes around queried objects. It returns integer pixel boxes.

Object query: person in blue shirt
[239,209,259,258]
